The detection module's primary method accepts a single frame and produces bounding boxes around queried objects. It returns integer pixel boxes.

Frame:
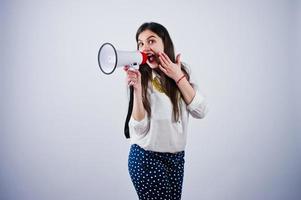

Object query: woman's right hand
[124,66,142,91]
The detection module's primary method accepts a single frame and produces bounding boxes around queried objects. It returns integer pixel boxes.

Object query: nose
[140,43,150,52]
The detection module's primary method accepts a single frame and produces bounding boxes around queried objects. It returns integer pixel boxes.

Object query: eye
[148,39,155,45]
[137,42,143,49]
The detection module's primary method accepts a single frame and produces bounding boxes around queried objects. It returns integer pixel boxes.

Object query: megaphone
[97,43,148,75]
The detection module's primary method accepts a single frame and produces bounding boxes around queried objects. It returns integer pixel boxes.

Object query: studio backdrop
[0,0,300,200]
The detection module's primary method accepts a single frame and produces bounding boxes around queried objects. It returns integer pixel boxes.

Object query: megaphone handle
[128,63,139,71]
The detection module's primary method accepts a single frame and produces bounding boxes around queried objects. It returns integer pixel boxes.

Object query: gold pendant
[152,77,166,94]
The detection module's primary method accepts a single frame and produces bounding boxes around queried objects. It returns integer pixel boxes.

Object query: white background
[1,0,300,199]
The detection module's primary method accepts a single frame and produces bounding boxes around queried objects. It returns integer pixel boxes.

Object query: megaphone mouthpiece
[141,52,148,65]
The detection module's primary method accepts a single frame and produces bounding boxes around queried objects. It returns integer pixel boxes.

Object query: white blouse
[128,72,208,153]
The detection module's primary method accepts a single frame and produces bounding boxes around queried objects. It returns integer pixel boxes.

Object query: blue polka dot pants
[128,144,185,200]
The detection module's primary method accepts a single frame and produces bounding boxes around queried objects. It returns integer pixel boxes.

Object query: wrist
[176,74,186,84]
[174,72,184,81]
[133,87,142,96]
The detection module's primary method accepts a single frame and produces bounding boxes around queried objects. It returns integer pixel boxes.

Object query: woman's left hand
[158,52,184,81]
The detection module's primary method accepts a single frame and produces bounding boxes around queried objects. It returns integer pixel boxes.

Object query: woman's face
[137,30,164,69]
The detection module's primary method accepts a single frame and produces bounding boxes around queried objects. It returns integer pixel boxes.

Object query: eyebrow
[138,35,157,42]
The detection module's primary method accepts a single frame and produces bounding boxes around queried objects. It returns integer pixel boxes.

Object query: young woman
[124,22,208,200]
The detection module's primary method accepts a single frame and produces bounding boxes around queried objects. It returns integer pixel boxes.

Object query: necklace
[151,76,182,101]
[152,76,167,94]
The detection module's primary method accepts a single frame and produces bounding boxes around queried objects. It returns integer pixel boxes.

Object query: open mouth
[148,55,155,62]
[147,53,158,63]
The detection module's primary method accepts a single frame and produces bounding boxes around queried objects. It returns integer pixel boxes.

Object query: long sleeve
[129,115,149,136]
[185,76,209,119]
[187,90,209,119]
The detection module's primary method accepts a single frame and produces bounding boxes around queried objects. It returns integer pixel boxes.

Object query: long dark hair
[136,22,190,122]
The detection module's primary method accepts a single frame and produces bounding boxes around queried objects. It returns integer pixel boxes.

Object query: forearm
[132,89,146,121]
[177,77,196,105]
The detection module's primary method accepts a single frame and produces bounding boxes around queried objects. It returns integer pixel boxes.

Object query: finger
[133,69,140,76]
[128,71,136,76]
[128,69,139,76]
[136,70,141,80]
[158,54,169,68]
[128,78,135,85]
[129,75,138,81]
[176,53,181,65]
[128,71,138,77]
[161,52,172,64]
[159,52,171,67]
[123,65,130,71]
[158,64,167,74]
[128,81,134,86]
[127,74,133,79]
[128,76,137,81]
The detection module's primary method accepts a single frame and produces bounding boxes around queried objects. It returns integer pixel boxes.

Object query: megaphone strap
[124,86,134,139]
